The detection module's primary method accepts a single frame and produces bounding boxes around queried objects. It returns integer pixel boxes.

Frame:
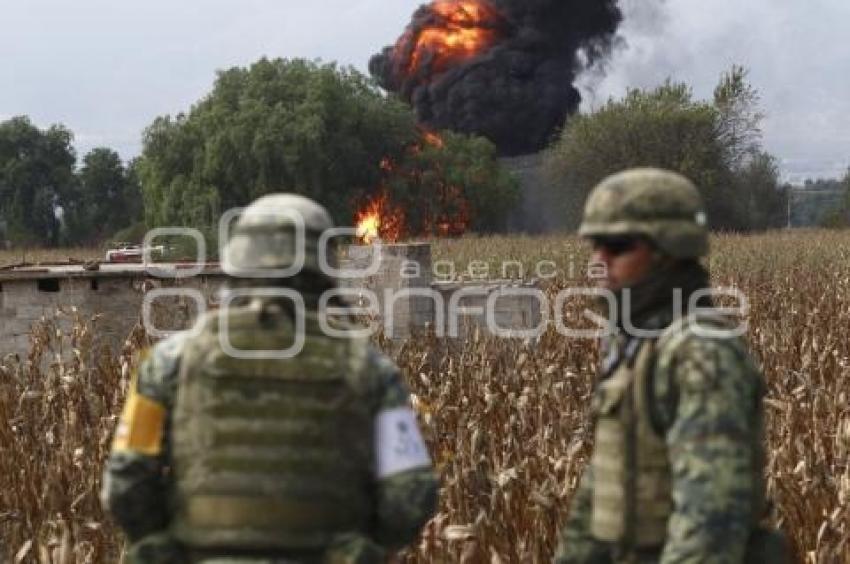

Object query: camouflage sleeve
[554,467,611,564]
[369,349,440,550]
[101,333,184,542]
[654,333,761,564]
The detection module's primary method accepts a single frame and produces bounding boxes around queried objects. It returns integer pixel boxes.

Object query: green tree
[819,168,850,228]
[63,148,143,244]
[0,116,77,246]
[544,67,780,232]
[734,151,786,230]
[377,131,518,236]
[843,169,850,217]
[137,57,517,239]
[123,158,144,229]
[544,81,736,230]
[714,65,765,170]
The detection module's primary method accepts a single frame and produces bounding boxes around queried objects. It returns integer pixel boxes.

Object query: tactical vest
[170,302,374,551]
[590,314,766,548]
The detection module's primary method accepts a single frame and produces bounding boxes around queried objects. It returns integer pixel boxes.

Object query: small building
[0,262,225,357]
[1,244,545,358]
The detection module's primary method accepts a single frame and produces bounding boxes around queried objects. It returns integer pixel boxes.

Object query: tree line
[543,66,792,231]
[138,58,517,242]
[0,117,143,247]
[812,173,850,227]
[2,60,843,249]
[1,59,518,249]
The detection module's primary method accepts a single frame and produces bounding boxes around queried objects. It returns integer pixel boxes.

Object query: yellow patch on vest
[113,390,166,456]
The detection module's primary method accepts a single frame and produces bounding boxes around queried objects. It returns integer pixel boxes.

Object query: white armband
[375,406,432,479]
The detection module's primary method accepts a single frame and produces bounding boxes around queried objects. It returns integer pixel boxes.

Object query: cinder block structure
[1,244,545,357]
[432,279,544,338]
[338,243,436,340]
[339,243,544,340]
[0,263,225,357]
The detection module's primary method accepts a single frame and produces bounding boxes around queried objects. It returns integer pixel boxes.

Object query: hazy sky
[2,0,847,182]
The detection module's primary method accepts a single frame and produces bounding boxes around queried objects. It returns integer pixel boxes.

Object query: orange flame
[355,191,405,244]
[423,131,445,148]
[354,130,472,244]
[356,210,381,245]
[402,0,504,76]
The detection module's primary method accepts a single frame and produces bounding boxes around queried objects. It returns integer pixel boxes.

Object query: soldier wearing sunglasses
[554,168,786,564]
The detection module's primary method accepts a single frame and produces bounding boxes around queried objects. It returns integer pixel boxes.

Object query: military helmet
[222,193,335,276]
[578,168,709,258]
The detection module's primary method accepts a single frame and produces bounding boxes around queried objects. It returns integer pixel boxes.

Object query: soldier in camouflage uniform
[554,169,787,563]
[102,194,439,564]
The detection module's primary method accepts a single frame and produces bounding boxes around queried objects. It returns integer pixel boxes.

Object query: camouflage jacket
[101,317,439,564]
[554,309,767,564]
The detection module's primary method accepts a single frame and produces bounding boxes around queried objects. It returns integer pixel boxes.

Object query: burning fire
[399,0,505,76]
[427,183,471,238]
[355,191,405,245]
[356,210,381,245]
[422,130,445,149]
[354,130,472,244]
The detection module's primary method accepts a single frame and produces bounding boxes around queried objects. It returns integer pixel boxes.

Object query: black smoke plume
[370,0,622,156]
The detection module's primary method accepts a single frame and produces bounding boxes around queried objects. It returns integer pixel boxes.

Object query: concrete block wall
[0,274,225,357]
[432,280,544,338]
[0,243,546,358]
[338,243,435,340]
[338,243,544,340]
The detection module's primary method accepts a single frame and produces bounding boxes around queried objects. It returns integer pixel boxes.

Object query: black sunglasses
[590,236,643,257]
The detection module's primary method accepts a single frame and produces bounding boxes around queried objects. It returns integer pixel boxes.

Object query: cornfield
[1,231,849,563]
[0,311,149,562]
